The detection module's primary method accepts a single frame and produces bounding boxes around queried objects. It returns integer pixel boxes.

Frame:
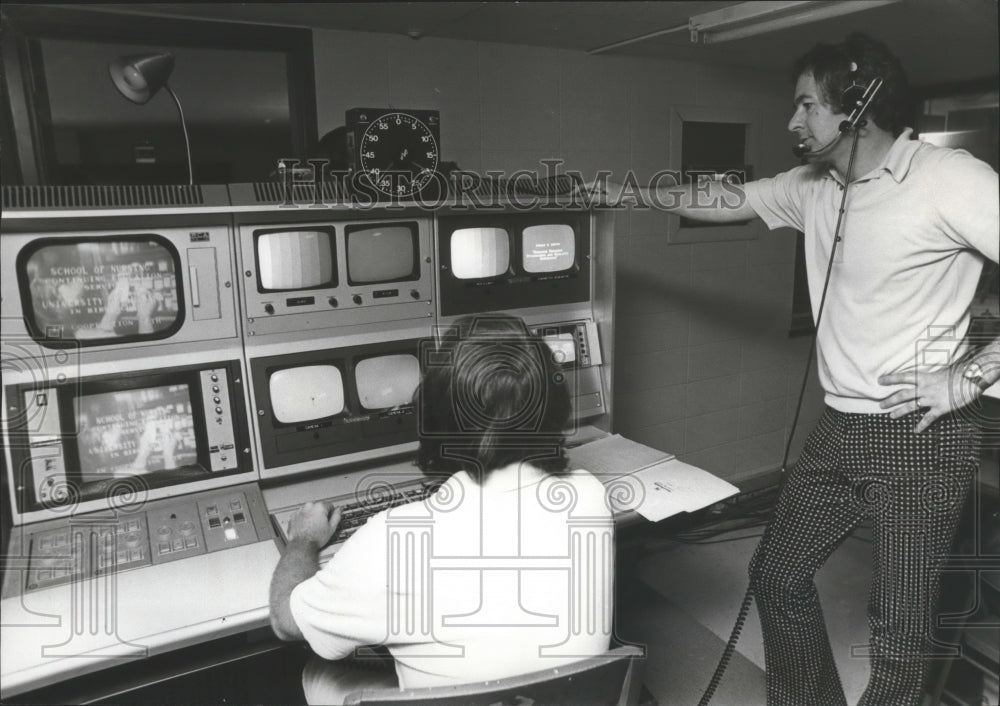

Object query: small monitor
[257,230,336,291]
[355,354,420,410]
[542,333,577,364]
[450,227,510,279]
[20,238,181,341]
[346,224,418,284]
[523,224,575,274]
[270,365,345,424]
[75,385,197,477]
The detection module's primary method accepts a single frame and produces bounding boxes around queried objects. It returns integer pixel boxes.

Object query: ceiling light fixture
[688,0,902,44]
[588,0,902,54]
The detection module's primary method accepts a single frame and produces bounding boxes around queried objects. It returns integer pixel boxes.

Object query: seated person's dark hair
[792,32,913,136]
[416,313,571,478]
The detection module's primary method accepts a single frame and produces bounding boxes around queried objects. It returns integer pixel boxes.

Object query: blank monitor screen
[270,365,345,424]
[347,225,417,284]
[355,354,420,410]
[76,385,197,476]
[22,239,180,341]
[257,230,336,291]
[522,225,575,274]
[450,227,510,280]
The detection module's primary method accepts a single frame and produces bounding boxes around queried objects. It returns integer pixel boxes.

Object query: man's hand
[878,366,980,433]
[288,501,342,549]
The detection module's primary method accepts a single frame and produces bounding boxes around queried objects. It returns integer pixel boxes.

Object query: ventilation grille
[2,185,208,210]
[250,181,347,204]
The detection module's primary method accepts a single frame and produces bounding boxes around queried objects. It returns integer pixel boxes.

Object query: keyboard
[270,479,441,551]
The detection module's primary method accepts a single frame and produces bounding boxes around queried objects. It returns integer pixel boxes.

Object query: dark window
[2,6,317,185]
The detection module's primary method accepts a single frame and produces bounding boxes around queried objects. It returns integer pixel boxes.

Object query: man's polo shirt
[745,129,999,414]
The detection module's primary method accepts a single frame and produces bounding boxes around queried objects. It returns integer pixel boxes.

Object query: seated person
[269,314,614,704]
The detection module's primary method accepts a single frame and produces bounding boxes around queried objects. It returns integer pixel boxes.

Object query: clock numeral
[377,121,388,130]
[421,136,430,143]
[368,135,379,143]
[426,152,436,159]
[364,151,375,159]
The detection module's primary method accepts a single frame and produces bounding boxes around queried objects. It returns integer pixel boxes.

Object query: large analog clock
[346,108,440,198]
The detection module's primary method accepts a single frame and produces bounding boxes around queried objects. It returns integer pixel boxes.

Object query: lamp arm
[163,83,193,185]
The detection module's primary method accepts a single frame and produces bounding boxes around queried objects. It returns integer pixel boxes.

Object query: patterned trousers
[749,407,980,706]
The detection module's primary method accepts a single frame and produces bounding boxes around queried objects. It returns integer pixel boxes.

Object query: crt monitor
[251,339,422,477]
[238,219,432,325]
[256,228,337,291]
[3,359,251,523]
[2,225,238,352]
[18,236,182,345]
[346,224,420,285]
[437,212,590,317]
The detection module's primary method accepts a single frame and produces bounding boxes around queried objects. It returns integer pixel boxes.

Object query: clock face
[359,112,439,197]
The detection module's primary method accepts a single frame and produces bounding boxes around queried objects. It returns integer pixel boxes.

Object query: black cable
[697,129,863,706]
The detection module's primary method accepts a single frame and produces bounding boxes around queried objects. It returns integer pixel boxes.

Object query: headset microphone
[792,68,884,159]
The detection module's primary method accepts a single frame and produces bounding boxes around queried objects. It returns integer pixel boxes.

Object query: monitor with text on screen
[250,337,423,479]
[437,211,590,317]
[2,359,253,524]
[1,226,238,353]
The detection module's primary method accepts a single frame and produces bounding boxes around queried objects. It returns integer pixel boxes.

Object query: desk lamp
[109,52,193,185]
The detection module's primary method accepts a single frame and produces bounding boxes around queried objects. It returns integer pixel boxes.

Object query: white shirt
[745,129,999,413]
[289,464,614,689]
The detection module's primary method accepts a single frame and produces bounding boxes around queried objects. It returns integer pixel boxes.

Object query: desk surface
[0,434,672,699]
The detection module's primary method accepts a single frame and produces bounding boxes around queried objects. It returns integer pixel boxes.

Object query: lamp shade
[109,52,175,104]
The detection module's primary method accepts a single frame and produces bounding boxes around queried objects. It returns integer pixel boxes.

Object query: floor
[615,457,999,706]
[615,524,873,706]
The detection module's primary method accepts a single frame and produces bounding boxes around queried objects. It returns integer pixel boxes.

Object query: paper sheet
[567,433,673,479]
[622,457,740,522]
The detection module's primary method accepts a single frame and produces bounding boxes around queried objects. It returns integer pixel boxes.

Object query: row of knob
[263,290,422,314]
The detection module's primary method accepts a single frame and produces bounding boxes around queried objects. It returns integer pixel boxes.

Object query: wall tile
[614,383,687,430]
[739,398,788,439]
[740,366,791,405]
[688,341,742,382]
[686,408,739,453]
[617,349,688,391]
[625,420,687,457]
[686,375,740,417]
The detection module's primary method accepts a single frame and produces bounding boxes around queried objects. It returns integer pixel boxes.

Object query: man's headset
[793,61,884,158]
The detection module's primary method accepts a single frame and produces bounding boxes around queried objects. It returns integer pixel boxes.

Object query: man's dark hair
[416,313,570,479]
[792,32,913,136]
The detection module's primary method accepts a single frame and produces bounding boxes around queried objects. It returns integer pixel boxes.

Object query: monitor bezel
[253,226,339,294]
[4,360,252,517]
[250,338,422,473]
[437,211,591,317]
[344,221,422,286]
[15,233,187,349]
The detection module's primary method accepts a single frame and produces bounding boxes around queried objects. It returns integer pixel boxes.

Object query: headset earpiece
[840,61,868,116]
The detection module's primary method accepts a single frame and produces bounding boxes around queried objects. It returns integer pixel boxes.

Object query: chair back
[344,644,646,706]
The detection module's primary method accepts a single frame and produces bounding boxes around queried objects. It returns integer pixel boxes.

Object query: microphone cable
[697,127,863,706]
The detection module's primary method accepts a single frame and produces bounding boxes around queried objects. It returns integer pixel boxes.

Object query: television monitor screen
[75,384,198,477]
[523,224,575,274]
[257,230,336,291]
[355,354,420,410]
[346,224,418,284]
[20,238,181,341]
[269,365,345,424]
[450,227,510,280]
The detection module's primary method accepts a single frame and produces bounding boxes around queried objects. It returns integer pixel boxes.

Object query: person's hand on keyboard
[287,500,343,549]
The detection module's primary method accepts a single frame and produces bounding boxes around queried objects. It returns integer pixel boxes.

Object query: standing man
[593,32,998,705]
